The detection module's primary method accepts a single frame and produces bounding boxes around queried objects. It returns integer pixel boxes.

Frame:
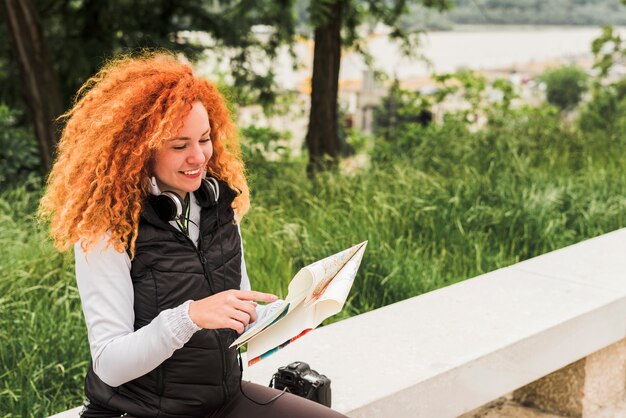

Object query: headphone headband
[205,177,220,203]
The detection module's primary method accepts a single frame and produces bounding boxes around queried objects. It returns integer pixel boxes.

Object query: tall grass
[0,189,88,417]
[243,155,626,318]
[1,103,625,416]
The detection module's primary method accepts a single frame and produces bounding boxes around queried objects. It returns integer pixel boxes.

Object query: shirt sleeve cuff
[164,300,202,343]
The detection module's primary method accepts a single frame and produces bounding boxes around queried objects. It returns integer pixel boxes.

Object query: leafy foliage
[579,23,626,140]
[373,69,518,150]
[0,105,41,191]
[0,0,298,112]
[373,79,432,141]
[240,126,293,163]
[591,25,625,78]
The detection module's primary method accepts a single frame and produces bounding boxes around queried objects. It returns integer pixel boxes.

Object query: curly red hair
[39,52,250,256]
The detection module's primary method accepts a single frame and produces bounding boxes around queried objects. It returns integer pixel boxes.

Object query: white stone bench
[50,228,626,417]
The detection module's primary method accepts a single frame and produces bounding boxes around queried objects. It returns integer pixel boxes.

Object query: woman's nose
[187,144,206,165]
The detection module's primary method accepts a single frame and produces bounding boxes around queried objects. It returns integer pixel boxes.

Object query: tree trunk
[1,0,63,172]
[305,0,342,176]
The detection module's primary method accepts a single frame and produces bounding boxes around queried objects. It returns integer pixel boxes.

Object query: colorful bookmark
[247,328,313,367]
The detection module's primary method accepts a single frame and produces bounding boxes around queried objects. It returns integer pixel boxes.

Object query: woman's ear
[148,176,161,195]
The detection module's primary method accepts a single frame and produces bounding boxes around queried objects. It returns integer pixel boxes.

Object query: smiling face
[152,101,213,199]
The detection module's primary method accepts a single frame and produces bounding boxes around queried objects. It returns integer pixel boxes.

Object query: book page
[285,267,318,304]
[309,242,366,324]
[230,300,290,347]
[303,242,367,306]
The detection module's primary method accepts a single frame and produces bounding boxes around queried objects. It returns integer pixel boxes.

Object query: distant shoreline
[437,24,626,32]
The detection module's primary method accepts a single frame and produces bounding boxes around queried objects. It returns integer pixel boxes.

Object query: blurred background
[2,1,626,416]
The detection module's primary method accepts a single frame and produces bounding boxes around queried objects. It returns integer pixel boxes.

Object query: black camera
[270,361,332,407]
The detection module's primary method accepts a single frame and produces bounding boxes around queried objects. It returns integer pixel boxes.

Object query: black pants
[80,381,346,418]
[211,381,346,417]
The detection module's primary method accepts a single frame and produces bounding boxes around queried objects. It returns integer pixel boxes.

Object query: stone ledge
[48,406,82,418]
[242,228,626,417]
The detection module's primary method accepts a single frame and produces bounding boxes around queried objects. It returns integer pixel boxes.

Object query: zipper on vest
[177,232,216,295]
[178,230,229,400]
[196,239,217,295]
[215,331,230,400]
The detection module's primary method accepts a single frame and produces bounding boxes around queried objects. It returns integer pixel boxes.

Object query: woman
[39,52,345,418]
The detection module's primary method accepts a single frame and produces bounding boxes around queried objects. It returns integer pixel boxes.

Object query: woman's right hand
[188,290,278,334]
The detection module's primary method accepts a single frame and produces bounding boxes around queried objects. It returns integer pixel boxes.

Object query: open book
[231,241,368,366]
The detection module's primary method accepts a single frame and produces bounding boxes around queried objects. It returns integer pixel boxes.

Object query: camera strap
[304,381,320,401]
[237,348,289,406]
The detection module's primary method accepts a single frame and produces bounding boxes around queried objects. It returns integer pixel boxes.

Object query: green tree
[0,0,296,171]
[1,0,63,172]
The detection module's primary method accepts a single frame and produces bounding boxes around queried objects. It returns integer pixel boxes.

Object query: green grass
[242,157,626,320]
[0,189,88,417]
[2,104,626,416]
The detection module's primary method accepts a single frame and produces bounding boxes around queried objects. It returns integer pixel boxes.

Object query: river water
[264,25,623,90]
[350,26,609,77]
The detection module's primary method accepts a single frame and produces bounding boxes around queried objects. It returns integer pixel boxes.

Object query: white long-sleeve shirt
[75,191,258,387]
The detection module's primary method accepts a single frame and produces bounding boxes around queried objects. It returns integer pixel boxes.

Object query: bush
[578,80,626,140]
[372,101,588,176]
[373,79,432,142]
[540,66,589,111]
[240,126,292,163]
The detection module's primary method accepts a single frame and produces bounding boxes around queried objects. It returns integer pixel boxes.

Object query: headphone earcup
[195,177,220,208]
[151,191,184,221]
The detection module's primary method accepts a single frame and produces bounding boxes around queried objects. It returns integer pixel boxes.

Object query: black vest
[83,182,243,418]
